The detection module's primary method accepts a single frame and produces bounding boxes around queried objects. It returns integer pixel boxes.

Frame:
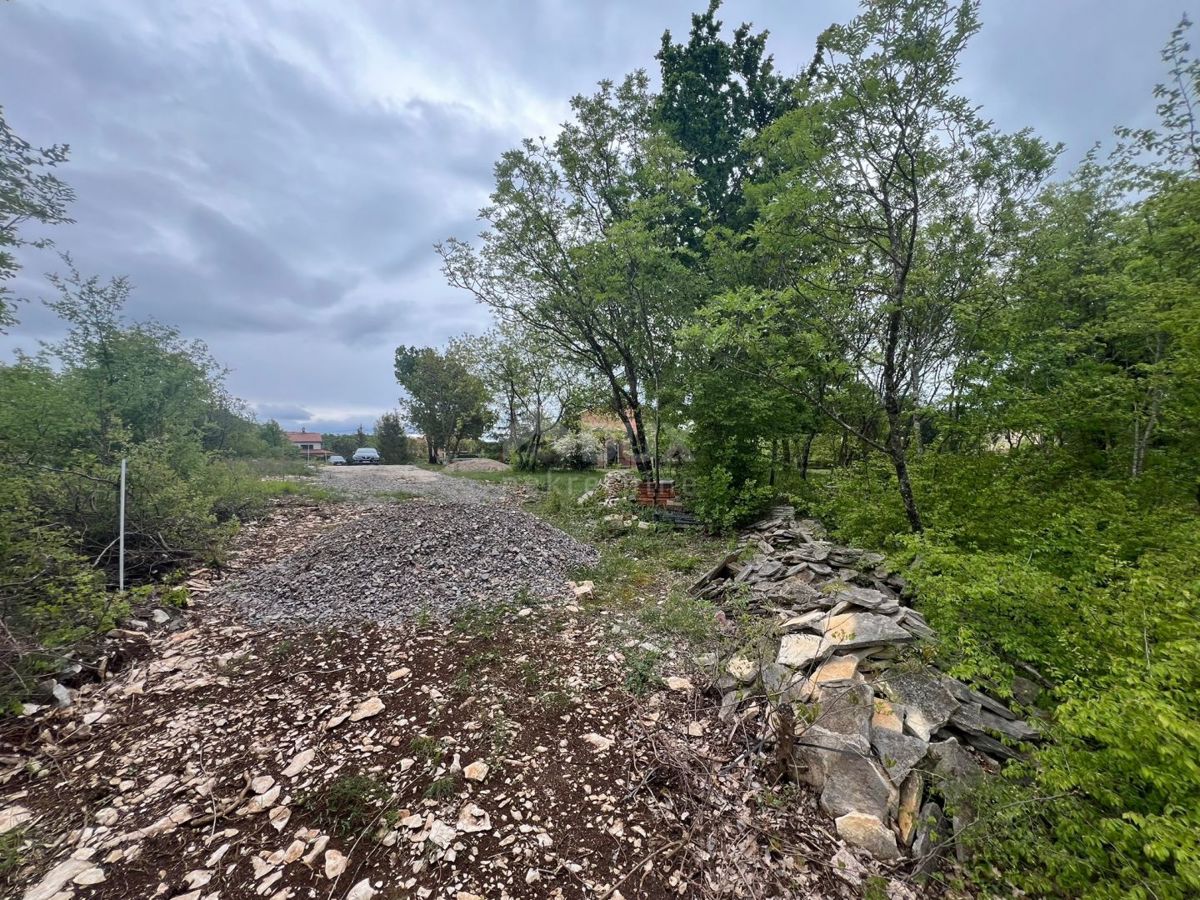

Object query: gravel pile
[217,500,597,626]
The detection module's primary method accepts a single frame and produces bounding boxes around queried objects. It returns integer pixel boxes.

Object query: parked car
[328,455,347,466]
[351,447,381,465]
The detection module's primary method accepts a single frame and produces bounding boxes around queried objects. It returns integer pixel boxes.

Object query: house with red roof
[284,431,332,459]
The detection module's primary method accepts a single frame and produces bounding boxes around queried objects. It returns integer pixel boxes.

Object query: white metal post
[118,458,127,592]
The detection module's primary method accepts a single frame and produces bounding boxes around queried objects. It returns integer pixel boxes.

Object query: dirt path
[1,497,859,900]
[318,464,511,505]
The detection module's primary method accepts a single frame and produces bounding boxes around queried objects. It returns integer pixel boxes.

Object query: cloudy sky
[0,0,1186,432]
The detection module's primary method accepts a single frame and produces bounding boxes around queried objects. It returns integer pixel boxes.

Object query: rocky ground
[1,468,936,899]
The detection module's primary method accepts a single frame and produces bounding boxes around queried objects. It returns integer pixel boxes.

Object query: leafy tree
[374,410,410,464]
[394,344,494,463]
[439,74,704,477]
[656,0,796,227]
[465,323,585,470]
[0,105,75,329]
[703,0,1056,530]
[323,434,358,460]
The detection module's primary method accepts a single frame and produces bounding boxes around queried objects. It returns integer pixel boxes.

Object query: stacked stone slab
[690,508,1040,865]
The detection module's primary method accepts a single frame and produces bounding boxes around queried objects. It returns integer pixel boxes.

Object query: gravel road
[318,463,511,505]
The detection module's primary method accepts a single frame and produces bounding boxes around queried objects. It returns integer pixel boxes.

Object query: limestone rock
[777,633,830,668]
[324,848,348,878]
[0,805,32,834]
[897,771,924,848]
[821,612,914,650]
[870,727,929,784]
[879,671,959,741]
[726,655,759,684]
[870,699,904,734]
[427,820,456,848]
[349,696,384,721]
[912,801,951,876]
[835,811,900,860]
[282,748,316,777]
[456,803,492,833]
[463,760,489,782]
[816,679,873,740]
[819,753,898,822]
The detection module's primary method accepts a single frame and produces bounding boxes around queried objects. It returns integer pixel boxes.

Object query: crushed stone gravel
[216,500,598,626]
[318,463,511,504]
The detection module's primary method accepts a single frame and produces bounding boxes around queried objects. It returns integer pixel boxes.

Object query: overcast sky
[0,0,1186,432]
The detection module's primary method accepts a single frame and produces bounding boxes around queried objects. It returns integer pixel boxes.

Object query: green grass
[257,479,342,503]
[434,463,607,495]
[623,648,664,695]
[297,774,394,837]
[423,774,460,801]
[408,735,442,764]
[0,829,26,879]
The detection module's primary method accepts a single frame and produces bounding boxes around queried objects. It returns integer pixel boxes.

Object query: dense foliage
[442,1,1200,894]
[0,266,299,704]
[394,343,495,463]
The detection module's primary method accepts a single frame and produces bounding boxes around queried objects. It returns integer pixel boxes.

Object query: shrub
[684,465,776,532]
[549,432,601,470]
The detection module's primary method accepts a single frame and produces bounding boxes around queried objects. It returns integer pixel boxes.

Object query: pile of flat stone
[577,470,641,507]
[689,509,1040,866]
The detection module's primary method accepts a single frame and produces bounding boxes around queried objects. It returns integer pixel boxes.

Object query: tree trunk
[883,300,923,532]
[800,432,816,480]
[627,402,652,477]
[889,439,923,533]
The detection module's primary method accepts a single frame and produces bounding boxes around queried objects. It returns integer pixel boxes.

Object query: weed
[408,735,442,764]
[297,774,393,838]
[540,689,573,712]
[0,828,26,878]
[380,490,419,501]
[423,775,459,801]
[637,591,718,645]
[270,638,296,659]
[452,599,514,638]
[487,713,515,757]
[216,653,253,676]
[463,650,500,672]
[623,648,663,695]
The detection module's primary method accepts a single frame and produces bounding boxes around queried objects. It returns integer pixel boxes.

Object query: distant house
[284,431,331,459]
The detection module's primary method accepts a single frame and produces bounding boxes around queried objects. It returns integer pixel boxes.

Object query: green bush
[811,451,1200,897]
[0,479,120,709]
[684,465,776,532]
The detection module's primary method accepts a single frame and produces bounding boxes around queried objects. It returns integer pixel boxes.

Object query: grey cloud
[1,0,1187,430]
[255,403,313,423]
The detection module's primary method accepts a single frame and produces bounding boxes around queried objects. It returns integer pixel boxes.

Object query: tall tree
[466,323,584,470]
[718,0,1056,531]
[439,75,703,477]
[656,0,796,227]
[0,106,74,330]
[394,344,494,463]
[374,410,410,464]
